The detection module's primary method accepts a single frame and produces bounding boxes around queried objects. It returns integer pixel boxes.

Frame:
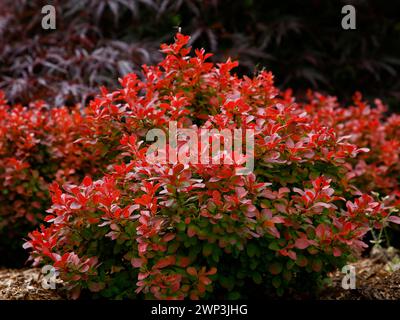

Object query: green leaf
[202,243,213,257]
[227,291,241,299]
[283,270,292,282]
[212,250,220,263]
[246,243,258,257]
[219,276,235,291]
[272,277,281,289]
[252,272,262,284]
[249,259,258,270]
[268,241,280,251]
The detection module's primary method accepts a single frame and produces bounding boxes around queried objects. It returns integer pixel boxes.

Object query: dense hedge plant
[304,91,400,246]
[305,92,400,205]
[0,92,112,264]
[24,34,400,299]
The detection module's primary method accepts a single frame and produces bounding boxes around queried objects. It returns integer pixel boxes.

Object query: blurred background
[1,0,399,110]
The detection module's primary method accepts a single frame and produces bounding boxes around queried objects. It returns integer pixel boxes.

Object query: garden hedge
[17,34,400,299]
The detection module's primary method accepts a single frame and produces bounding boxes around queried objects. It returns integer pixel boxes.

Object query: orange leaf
[199,276,211,286]
[154,256,175,269]
[186,267,197,277]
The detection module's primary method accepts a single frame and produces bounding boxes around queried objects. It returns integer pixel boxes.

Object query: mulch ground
[0,247,399,300]
[320,258,400,299]
[320,246,400,300]
[0,268,63,300]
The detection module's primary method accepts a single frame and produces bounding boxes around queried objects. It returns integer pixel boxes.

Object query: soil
[0,247,399,300]
[320,246,400,300]
[319,259,400,299]
[0,268,63,300]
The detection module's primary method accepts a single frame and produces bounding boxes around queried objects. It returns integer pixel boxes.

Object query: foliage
[0,92,109,263]
[23,34,400,299]
[1,0,400,109]
[304,91,400,246]
[0,0,160,107]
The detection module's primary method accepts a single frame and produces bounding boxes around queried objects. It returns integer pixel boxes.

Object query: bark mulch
[320,246,400,300]
[0,268,63,300]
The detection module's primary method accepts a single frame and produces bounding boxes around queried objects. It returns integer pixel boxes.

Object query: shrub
[304,91,400,213]
[0,93,109,263]
[24,34,400,299]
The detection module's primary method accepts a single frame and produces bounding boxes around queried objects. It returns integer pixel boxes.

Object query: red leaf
[315,224,326,239]
[296,255,308,267]
[333,247,342,257]
[162,233,176,242]
[88,282,105,292]
[154,256,175,269]
[388,216,400,224]
[186,267,197,277]
[70,287,81,300]
[83,176,92,187]
[287,250,297,260]
[131,258,143,268]
[311,259,323,272]
[199,276,211,285]
[138,243,148,255]
[294,238,310,249]
[207,267,217,275]
[187,226,196,238]
[138,272,149,280]
[178,257,190,267]
[268,262,282,275]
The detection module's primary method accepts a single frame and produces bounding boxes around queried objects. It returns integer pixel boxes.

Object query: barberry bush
[0,92,112,263]
[22,34,400,299]
[305,91,400,208]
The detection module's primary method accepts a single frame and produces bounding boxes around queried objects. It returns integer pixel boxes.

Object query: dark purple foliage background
[1,0,399,110]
